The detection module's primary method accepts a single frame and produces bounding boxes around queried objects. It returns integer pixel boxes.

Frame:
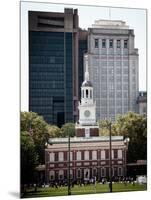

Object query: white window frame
[49,152,54,162]
[59,152,64,161]
[112,150,114,159]
[101,150,105,160]
[84,150,89,160]
[118,149,122,159]
[92,150,97,160]
[68,151,73,161]
[77,151,81,161]
[49,170,55,180]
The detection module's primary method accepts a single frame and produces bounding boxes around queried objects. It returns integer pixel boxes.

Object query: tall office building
[87,20,139,121]
[29,9,79,126]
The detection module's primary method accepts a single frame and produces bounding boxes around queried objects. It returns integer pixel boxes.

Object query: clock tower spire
[75,54,99,137]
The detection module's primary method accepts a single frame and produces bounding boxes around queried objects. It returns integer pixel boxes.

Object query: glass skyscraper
[29,9,79,126]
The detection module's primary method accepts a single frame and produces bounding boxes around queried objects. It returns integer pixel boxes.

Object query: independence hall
[45,55,128,183]
[45,136,126,182]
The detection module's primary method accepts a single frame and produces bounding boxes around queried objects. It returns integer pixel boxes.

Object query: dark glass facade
[29,31,73,126]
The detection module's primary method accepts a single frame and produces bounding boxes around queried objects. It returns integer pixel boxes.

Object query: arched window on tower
[86,89,88,98]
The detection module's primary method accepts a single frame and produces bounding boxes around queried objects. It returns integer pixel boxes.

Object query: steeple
[82,54,92,87]
[85,55,89,81]
[75,53,99,136]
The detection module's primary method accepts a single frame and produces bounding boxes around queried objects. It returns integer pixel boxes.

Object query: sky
[21,1,147,110]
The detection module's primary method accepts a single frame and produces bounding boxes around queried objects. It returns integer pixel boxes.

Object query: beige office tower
[87,20,139,121]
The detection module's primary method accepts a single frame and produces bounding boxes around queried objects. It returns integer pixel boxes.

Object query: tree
[21,111,49,164]
[98,112,147,163]
[98,119,117,136]
[115,112,147,163]
[46,125,61,138]
[21,131,38,185]
[60,123,75,137]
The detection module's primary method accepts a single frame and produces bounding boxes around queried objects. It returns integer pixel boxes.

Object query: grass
[22,183,147,198]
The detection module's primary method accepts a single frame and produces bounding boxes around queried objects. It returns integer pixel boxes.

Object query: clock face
[84,110,91,117]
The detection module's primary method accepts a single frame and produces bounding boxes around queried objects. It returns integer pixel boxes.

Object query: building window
[92,150,97,160]
[84,150,89,160]
[49,171,55,180]
[117,40,121,48]
[118,149,122,159]
[55,152,58,161]
[68,151,73,161]
[70,169,73,179]
[59,152,64,161]
[84,168,90,179]
[101,168,106,177]
[93,168,97,176]
[49,152,54,162]
[101,150,105,160]
[114,149,118,159]
[95,39,99,48]
[124,40,128,48]
[112,150,114,159]
[77,151,81,161]
[59,170,64,180]
[77,169,81,178]
[118,167,123,176]
[112,167,115,176]
[102,39,106,48]
[109,39,113,48]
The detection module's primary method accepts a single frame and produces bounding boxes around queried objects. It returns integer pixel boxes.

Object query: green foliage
[21,111,49,164]
[20,112,76,186]
[99,112,147,163]
[115,112,147,162]
[99,119,117,136]
[99,119,110,136]
[46,125,61,138]
[60,123,75,137]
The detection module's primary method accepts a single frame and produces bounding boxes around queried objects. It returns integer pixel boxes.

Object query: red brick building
[45,136,127,183]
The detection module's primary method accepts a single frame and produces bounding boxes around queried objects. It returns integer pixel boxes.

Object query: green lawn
[22,183,147,198]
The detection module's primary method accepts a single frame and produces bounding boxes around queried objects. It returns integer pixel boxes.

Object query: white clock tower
[76,54,99,138]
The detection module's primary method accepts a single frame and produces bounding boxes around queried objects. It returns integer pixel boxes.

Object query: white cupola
[81,55,94,105]
[78,54,96,126]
